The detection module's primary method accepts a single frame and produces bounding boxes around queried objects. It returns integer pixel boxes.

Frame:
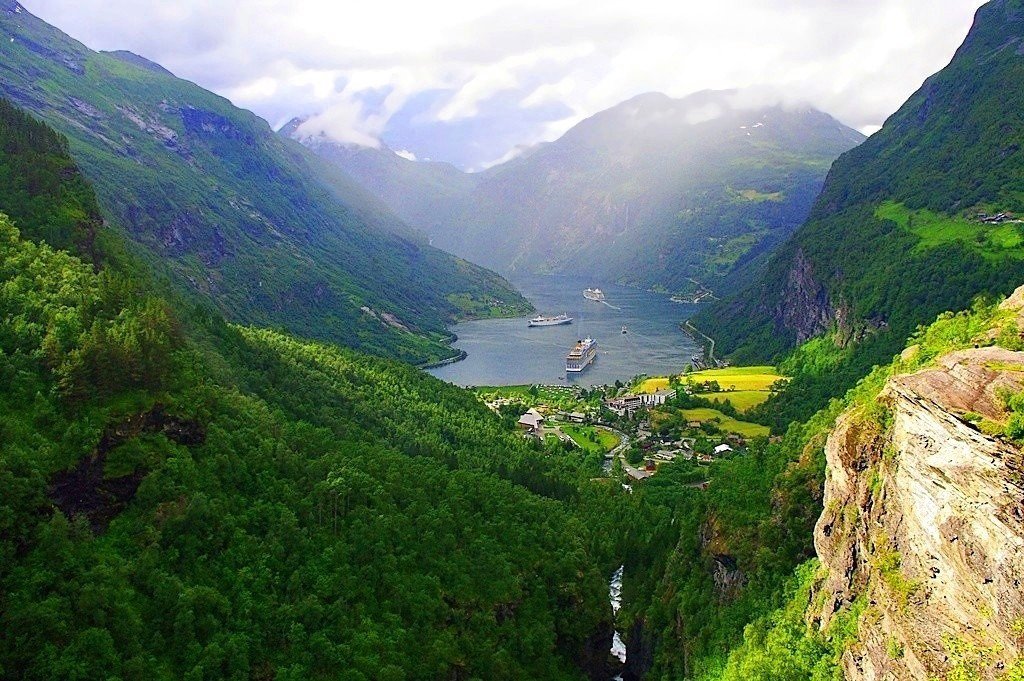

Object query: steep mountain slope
[0,97,102,261]
[280,117,483,239]
[812,344,1024,680]
[696,0,1024,415]
[291,90,863,297]
[0,95,612,681]
[712,286,1024,681]
[0,0,529,365]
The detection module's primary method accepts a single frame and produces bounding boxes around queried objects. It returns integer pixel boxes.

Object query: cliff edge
[810,296,1024,679]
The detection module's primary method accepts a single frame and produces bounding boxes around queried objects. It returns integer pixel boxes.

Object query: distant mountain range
[0,0,529,364]
[694,0,1024,423]
[287,90,864,297]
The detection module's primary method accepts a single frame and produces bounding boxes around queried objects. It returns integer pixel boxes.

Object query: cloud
[394,149,416,161]
[684,103,724,126]
[296,100,383,148]
[21,0,987,169]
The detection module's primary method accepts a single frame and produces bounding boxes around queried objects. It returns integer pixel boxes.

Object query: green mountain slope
[291,91,863,297]
[280,117,483,240]
[0,1,529,364]
[0,96,102,260]
[0,97,609,680]
[695,0,1024,424]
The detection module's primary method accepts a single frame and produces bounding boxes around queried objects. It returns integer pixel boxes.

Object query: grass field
[638,366,784,394]
[561,425,621,454]
[684,366,784,391]
[680,408,770,438]
[637,377,671,393]
[702,390,770,412]
[876,200,1024,260]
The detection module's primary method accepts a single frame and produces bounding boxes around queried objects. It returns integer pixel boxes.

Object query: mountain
[280,117,483,239]
[289,90,863,297]
[0,96,612,680]
[811,340,1024,680]
[695,0,1024,421]
[0,0,530,365]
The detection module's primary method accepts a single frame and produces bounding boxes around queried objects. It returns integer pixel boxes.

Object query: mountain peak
[619,91,673,107]
[278,116,306,138]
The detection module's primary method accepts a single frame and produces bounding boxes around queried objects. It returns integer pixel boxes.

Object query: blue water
[428,274,702,386]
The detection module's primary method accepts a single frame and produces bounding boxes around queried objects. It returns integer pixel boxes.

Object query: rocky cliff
[811,331,1024,678]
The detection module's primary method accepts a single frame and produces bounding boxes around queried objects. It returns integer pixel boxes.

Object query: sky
[22,0,987,170]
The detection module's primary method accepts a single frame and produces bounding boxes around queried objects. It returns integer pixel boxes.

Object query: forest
[0,94,873,680]
[0,99,619,679]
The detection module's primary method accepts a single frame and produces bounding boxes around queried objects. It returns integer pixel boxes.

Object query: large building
[605,388,676,415]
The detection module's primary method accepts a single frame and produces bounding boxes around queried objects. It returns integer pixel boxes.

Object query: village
[476,365,784,483]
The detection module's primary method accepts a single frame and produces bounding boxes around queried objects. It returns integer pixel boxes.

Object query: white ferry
[528,313,573,327]
[583,288,606,302]
[566,337,598,372]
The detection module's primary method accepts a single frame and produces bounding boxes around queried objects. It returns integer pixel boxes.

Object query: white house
[517,408,545,434]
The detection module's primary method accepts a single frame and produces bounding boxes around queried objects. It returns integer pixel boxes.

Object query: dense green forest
[694,0,1024,427]
[0,2,530,365]
[0,94,862,681]
[0,98,620,679]
[612,396,841,678]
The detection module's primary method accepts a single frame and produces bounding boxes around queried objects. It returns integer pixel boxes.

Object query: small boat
[528,313,573,327]
[621,325,628,334]
[583,287,606,302]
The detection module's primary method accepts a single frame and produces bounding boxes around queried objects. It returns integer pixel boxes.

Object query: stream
[610,565,626,679]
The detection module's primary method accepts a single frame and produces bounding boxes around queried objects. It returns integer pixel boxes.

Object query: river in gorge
[610,565,626,679]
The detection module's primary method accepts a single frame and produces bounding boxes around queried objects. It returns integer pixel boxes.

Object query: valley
[2,1,1024,680]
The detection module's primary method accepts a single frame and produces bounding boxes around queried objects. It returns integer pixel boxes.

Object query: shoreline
[681,320,717,365]
[419,347,468,370]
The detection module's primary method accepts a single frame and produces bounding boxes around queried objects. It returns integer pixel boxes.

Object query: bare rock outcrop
[811,347,1024,680]
[777,248,835,344]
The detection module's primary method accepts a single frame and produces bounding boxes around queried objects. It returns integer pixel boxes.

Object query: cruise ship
[583,288,606,302]
[528,313,573,327]
[566,337,598,372]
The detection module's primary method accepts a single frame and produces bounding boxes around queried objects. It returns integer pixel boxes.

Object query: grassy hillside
[0,2,529,364]
[695,0,1024,424]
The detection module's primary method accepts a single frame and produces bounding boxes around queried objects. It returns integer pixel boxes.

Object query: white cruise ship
[566,337,598,372]
[528,313,573,327]
[583,288,606,302]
